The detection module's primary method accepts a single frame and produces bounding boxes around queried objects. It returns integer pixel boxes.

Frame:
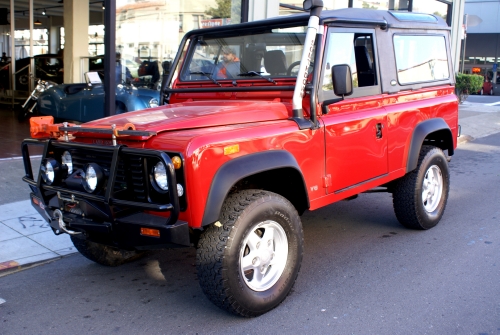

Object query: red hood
[81,100,290,138]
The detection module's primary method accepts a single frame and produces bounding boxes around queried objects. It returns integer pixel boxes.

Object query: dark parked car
[0,54,63,91]
[35,76,160,123]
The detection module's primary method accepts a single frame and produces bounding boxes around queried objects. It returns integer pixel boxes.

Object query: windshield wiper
[237,71,277,85]
[189,71,221,87]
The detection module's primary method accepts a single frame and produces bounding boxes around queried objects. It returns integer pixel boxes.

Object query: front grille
[70,149,128,195]
[128,156,147,201]
[48,144,180,206]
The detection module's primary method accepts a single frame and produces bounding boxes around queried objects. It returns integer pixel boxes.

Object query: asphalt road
[1,133,500,334]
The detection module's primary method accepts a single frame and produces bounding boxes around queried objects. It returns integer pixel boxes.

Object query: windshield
[180,26,309,82]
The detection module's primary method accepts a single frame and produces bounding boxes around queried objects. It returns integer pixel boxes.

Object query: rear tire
[70,234,144,267]
[392,145,450,230]
[196,190,303,317]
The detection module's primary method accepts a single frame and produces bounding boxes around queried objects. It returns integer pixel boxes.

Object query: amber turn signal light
[171,156,182,169]
[140,227,160,237]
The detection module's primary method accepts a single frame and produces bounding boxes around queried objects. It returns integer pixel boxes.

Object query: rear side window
[393,35,449,85]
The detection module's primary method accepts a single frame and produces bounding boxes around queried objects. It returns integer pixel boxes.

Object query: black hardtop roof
[185,8,448,39]
[320,8,448,29]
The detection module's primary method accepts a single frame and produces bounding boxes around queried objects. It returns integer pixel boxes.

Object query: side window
[321,29,379,100]
[393,35,449,85]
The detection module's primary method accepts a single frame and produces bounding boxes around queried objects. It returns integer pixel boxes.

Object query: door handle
[376,123,383,139]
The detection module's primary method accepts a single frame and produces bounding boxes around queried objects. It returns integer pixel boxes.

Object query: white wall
[465,1,500,33]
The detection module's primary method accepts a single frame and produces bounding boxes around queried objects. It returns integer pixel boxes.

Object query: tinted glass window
[394,35,449,85]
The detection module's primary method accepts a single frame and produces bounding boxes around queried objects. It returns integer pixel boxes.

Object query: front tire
[196,190,303,317]
[392,145,450,230]
[70,234,144,267]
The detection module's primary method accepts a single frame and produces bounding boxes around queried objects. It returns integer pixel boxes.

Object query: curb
[0,256,68,278]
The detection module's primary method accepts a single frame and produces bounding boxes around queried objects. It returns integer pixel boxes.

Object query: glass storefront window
[89,25,105,56]
[279,1,351,16]
[115,0,241,83]
[60,25,105,56]
[353,0,389,10]
[14,29,49,59]
[412,0,448,20]
[485,57,496,65]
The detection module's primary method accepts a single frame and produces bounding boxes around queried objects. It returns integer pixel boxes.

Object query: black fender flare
[200,150,309,227]
[406,118,453,173]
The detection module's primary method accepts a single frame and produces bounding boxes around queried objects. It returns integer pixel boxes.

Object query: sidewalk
[1,101,500,275]
[0,201,75,274]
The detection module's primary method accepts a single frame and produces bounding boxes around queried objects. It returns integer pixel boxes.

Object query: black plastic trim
[165,86,295,94]
[406,118,453,173]
[200,150,309,227]
[321,17,388,30]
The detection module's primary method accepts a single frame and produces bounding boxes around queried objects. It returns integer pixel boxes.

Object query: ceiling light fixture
[102,2,105,10]
[34,20,42,25]
[42,9,46,15]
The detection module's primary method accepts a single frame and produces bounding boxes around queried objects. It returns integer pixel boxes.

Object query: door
[319,28,388,194]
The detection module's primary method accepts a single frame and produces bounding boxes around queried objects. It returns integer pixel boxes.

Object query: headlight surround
[61,151,73,174]
[149,98,159,108]
[152,161,169,192]
[82,163,104,193]
[40,158,60,185]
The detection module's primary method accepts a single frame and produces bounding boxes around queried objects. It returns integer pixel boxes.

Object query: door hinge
[322,174,332,188]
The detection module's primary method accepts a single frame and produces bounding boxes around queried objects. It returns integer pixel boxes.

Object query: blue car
[35,80,160,123]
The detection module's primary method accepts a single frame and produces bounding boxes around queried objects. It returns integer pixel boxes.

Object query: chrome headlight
[61,151,73,174]
[35,84,45,92]
[153,161,168,191]
[40,158,60,185]
[149,98,159,108]
[44,81,55,89]
[82,163,104,193]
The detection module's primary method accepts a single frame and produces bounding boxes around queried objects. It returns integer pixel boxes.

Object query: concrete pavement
[1,101,500,276]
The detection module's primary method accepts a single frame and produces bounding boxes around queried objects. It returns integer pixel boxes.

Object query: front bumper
[23,138,190,248]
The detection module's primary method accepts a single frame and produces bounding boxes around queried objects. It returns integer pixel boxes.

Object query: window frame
[319,27,381,102]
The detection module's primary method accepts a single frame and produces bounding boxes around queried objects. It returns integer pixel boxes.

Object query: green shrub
[455,73,484,103]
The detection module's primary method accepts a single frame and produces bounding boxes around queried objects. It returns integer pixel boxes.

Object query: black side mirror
[332,64,353,98]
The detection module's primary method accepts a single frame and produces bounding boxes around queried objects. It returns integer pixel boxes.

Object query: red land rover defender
[22,1,458,317]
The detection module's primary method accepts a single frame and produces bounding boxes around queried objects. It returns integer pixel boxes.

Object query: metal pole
[461,14,468,73]
[461,38,466,73]
[29,0,34,92]
[104,0,116,117]
[10,0,15,108]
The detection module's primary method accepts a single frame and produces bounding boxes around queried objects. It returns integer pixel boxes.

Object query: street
[1,131,499,334]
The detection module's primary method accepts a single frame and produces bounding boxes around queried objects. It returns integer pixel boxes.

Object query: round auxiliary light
[149,98,159,108]
[153,161,168,191]
[40,158,60,185]
[83,163,104,193]
[61,151,73,174]
[177,184,184,197]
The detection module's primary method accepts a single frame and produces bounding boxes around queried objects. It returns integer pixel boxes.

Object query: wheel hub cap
[239,220,288,292]
[422,164,443,213]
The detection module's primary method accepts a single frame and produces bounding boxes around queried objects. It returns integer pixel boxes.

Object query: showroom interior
[0,0,466,159]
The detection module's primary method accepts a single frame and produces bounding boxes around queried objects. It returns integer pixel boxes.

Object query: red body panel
[76,85,457,228]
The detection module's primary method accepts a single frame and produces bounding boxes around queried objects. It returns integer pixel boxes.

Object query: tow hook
[53,209,81,235]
